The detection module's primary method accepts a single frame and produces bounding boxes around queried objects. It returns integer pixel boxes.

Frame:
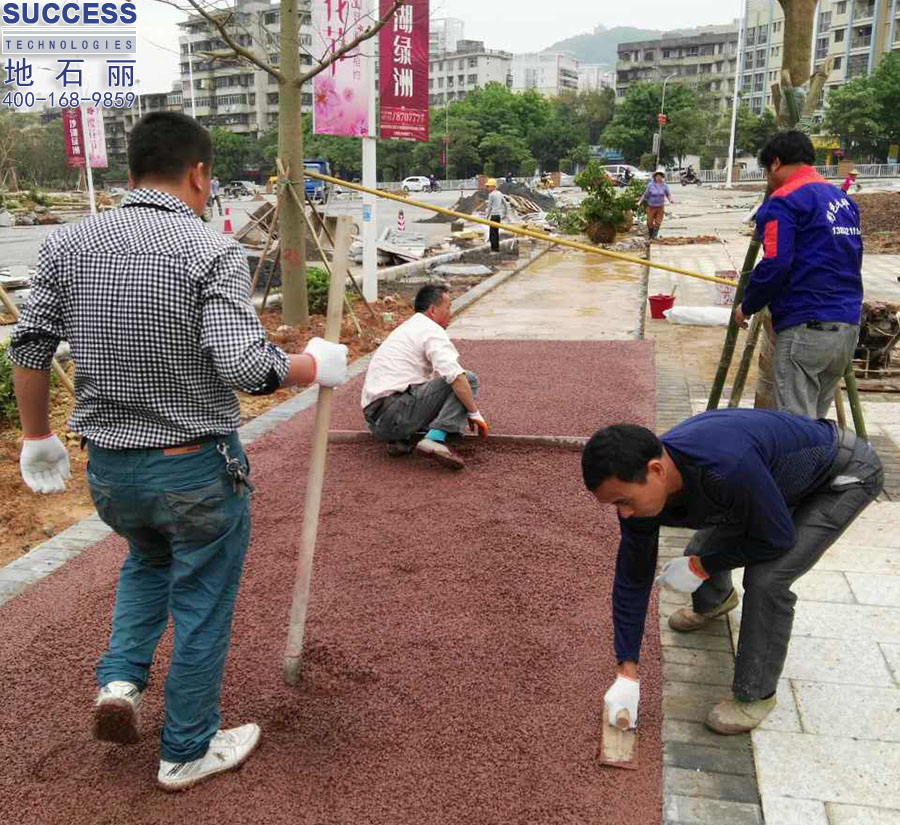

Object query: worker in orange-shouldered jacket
[735,131,863,419]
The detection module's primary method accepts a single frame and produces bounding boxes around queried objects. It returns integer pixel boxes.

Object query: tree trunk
[778,0,818,87]
[278,0,309,326]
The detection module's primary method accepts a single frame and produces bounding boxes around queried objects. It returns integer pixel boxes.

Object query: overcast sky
[135,0,743,93]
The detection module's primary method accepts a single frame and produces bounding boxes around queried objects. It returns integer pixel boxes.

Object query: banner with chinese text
[312,0,372,137]
[62,108,85,168]
[85,107,108,169]
[378,0,429,141]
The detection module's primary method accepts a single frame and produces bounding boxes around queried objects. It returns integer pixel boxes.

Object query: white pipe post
[81,105,97,215]
[361,24,378,303]
[726,0,746,189]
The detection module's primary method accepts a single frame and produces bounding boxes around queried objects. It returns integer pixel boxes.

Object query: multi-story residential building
[511,52,580,97]
[103,85,184,168]
[615,24,740,109]
[428,40,513,106]
[430,18,465,57]
[578,64,616,91]
[741,0,900,116]
[178,0,314,136]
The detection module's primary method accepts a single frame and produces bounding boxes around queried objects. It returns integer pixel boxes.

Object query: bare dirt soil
[0,295,415,569]
[855,192,900,254]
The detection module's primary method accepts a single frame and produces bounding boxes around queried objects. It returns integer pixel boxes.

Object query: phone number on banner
[2,91,136,108]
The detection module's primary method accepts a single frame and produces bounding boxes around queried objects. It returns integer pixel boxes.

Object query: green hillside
[543,25,664,67]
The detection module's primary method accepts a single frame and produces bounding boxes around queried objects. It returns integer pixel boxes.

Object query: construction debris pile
[855,301,900,379]
[420,181,555,224]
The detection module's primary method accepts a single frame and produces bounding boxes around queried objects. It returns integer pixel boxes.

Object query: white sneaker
[415,437,465,470]
[93,680,143,744]
[157,724,261,792]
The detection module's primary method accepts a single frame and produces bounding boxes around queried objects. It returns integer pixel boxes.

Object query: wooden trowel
[599,707,639,770]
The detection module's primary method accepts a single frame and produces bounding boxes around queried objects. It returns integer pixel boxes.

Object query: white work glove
[303,337,348,388]
[655,555,708,593]
[20,434,71,494]
[604,674,640,729]
[467,410,489,439]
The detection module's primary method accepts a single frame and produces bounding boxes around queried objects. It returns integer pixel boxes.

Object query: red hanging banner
[379,0,429,141]
[62,108,85,168]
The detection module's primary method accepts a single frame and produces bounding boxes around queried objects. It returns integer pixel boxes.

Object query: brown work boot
[668,588,739,632]
[415,437,464,470]
[706,696,776,735]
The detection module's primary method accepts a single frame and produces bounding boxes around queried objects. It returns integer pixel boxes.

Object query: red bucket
[648,293,675,320]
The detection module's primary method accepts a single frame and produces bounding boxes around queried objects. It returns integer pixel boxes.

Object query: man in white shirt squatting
[361,284,488,470]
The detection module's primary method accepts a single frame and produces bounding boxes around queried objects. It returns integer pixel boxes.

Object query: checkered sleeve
[7,231,65,371]
[199,241,290,394]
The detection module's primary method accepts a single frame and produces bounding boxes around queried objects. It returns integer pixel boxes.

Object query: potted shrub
[576,162,641,244]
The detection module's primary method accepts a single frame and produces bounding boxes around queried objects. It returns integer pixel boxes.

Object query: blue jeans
[87,432,251,763]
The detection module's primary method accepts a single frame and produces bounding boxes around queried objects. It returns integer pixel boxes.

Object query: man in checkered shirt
[9,112,348,791]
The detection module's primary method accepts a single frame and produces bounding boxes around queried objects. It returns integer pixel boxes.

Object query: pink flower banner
[312,0,372,137]
[378,0,429,141]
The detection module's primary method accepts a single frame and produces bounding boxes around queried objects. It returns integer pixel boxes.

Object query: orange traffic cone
[223,207,233,234]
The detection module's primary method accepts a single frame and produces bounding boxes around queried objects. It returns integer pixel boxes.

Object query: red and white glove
[604,674,640,729]
[655,555,708,593]
[467,411,489,439]
[20,434,70,494]
[303,337,348,388]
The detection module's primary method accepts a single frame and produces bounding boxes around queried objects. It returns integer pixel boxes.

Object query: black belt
[83,434,223,452]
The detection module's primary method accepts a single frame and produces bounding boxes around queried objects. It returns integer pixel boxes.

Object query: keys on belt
[217,441,255,495]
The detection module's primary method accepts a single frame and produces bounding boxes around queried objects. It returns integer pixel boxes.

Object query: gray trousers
[685,428,882,701]
[364,371,478,442]
[774,321,859,418]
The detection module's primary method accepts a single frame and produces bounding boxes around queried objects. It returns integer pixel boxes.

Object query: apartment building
[428,40,513,106]
[578,64,616,91]
[430,18,465,57]
[741,0,900,115]
[178,0,314,136]
[615,24,740,109]
[511,52,580,97]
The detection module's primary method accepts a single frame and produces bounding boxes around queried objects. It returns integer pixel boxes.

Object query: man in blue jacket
[735,132,863,418]
[582,410,881,735]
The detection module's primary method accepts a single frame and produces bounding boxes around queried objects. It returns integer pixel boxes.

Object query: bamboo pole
[248,200,281,297]
[301,169,737,289]
[727,313,763,408]
[842,363,867,439]
[833,383,848,428]
[0,283,75,397]
[304,193,377,320]
[283,214,352,685]
[706,236,763,410]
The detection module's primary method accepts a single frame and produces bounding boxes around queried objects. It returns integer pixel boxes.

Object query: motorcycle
[427,181,441,192]
[679,169,702,186]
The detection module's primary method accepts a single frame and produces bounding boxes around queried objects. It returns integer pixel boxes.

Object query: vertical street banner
[84,107,109,169]
[379,0,429,141]
[62,108,85,168]
[312,0,372,136]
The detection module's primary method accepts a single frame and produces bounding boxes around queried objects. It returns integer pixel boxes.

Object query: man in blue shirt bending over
[582,409,881,735]
[735,132,863,418]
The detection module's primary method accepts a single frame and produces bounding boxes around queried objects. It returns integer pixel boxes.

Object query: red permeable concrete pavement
[0,340,661,825]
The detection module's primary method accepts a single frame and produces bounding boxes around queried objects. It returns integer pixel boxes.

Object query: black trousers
[489,214,501,251]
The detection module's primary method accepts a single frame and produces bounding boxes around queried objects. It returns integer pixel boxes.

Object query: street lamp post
[655,71,678,170]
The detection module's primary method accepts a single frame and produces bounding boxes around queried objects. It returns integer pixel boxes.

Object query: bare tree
[158,0,403,325]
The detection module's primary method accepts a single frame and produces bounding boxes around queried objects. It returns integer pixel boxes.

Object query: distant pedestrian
[639,169,674,240]
[485,177,508,253]
[735,131,863,419]
[210,175,223,215]
[840,169,859,194]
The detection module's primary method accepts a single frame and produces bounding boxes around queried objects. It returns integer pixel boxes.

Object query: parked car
[401,175,432,192]
[600,164,651,185]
